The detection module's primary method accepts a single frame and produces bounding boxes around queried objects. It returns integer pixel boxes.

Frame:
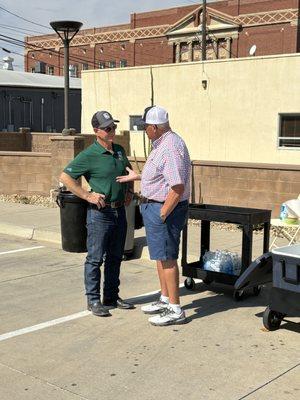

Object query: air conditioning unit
[35,61,46,74]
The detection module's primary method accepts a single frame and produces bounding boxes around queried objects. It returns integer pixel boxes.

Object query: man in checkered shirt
[117,106,191,326]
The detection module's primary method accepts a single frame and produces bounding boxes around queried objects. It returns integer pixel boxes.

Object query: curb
[0,223,61,244]
[0,223,35,240]
[0,223,199,263]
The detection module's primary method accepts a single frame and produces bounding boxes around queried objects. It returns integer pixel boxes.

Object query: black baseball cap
[91,111,119,129]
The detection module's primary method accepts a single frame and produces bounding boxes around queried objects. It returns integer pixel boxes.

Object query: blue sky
[0,0,216,71]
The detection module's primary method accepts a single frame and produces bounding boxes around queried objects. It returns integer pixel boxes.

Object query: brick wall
[0,152,51,195]
[0,132,27,151]
[0,131,131,196]
[237,23,297,58]
[128,157,300,217]
[191,161,300,216]
[1,139,299,210]
[0,131,130,155]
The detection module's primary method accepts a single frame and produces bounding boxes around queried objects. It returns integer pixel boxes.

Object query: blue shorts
[140,200,188,261]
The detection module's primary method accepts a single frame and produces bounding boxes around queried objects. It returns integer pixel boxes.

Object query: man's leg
[156,260,169,297]
[161,259,179,304]
[103,207,126,300]
[140,260,169,314]
[84,207,112,316]
[148,259,185,325]
[102,207,134,309]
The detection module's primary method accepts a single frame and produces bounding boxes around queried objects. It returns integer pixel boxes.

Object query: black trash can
[56,191,88,253]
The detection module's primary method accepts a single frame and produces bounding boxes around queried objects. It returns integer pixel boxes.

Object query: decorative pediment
[167,5,240,38]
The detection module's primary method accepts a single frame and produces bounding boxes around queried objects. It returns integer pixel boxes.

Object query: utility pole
[202,0,207,61]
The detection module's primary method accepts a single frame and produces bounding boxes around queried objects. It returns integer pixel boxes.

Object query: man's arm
[59,172,106,208]
[160,184,184,222]
[124,162,135,206]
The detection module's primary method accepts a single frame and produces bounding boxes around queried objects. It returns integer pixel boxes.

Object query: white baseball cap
[139,106,169,127]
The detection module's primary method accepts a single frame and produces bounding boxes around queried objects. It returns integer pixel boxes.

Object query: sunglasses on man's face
[102,124,117,133]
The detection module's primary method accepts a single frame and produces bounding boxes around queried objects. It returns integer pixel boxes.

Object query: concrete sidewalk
[0,200,284,262]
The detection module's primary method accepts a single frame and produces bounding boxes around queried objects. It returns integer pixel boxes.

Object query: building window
[69,64,78,77]
[98,62,105,69]
[218,39,227,59]
[279,114,300,148]
[108,61,116,68]
[47,66,54,75]
[180,43,189,62]
[193,42,201,61]
[206,40,215,61]
[130,115,143,131]
[120,59,127,68]
[31,67,35,73]
[82,63,89,70]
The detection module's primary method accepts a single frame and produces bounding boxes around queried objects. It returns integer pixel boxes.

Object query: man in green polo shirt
[59,110,134,317]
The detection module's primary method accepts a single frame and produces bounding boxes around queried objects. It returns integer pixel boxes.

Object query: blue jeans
[84,205,127,303]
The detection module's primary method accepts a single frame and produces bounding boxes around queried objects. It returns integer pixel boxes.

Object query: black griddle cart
[181,204,271,300]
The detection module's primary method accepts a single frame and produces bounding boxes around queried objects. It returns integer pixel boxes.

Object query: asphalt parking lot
[0,233,299,400]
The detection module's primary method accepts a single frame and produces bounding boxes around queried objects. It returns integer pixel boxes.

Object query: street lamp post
[50,20,82,135]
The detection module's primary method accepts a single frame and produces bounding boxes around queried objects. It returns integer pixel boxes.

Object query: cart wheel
[263,306,283,331]
[184,278,195,291]
[233,290,244,301]
[202,277,213,285]
[253,286,261,296]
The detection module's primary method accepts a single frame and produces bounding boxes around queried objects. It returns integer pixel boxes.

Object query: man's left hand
[160,212,167,223]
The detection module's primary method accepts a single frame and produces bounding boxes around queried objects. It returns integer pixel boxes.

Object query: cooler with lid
[263,244,300,330]
[235,244,300,331]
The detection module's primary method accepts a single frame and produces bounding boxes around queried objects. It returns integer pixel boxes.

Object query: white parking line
[0,311,91,342]
[0,246,45,256]
[0,284,186,343]
[0,289,160,343]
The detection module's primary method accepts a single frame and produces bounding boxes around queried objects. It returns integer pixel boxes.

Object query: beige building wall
[82,54,300,164]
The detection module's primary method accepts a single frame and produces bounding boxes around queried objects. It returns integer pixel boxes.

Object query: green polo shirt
[64,140,130,202]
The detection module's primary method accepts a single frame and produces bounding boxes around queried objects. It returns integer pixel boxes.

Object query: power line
[0,5,51,30]
[0,23,46,35]
[0,32,172,69]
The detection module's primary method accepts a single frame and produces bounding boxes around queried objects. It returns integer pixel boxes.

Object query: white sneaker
[141,299,169,314]
[148,307,186,326]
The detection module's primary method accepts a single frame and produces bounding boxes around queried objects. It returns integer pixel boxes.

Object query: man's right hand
[116,167,140,183]
[86,192,106,209]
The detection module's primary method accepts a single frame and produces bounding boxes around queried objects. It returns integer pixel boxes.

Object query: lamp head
[50,21,82,43]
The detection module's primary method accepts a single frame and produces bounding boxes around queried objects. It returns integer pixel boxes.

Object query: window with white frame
[108,60,116,68]
[47,65,54,75]
[69,64,78,77]
[279,114,300,148]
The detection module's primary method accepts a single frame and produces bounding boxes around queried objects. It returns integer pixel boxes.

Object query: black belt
[90,201,124,209]
[139,197,164,204]
[140,198,188,206]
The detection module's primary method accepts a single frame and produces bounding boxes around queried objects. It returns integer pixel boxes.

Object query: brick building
[25,0,300,77]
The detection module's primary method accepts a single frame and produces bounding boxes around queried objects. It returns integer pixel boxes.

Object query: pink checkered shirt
[141,130,191,202]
